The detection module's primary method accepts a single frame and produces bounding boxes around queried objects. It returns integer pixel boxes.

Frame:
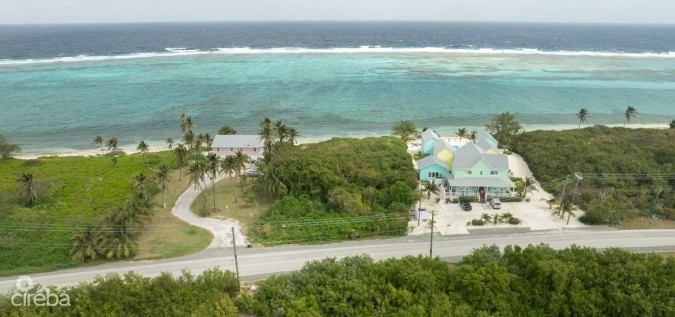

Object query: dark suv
[460,202,472,211]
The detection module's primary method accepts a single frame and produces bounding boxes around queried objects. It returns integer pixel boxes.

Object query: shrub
[471,219,484,226]
[459,196,477,203]
[503,149,512,155]
[508,217,521,225]
[445,197,452,203]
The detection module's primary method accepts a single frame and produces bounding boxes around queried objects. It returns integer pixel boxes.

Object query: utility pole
[429,210,435,258]
[569,173,583,225]
[559,175,569,219]
[231,227,240,288]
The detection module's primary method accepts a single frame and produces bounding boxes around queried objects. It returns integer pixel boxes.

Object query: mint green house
[445,143,514,202]
[418,156,448,182]
[420,129,439,155]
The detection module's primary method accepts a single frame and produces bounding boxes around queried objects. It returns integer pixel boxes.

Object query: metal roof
[446,175,515,188]
[421,129,439,144]
[417,156,448,170]
[212,135,264,149]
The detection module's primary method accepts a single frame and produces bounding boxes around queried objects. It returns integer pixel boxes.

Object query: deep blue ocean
[0,22,674,155]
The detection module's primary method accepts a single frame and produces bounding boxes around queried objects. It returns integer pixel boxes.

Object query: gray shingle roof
[452,143,484,168]
[212,135,263,149]
[421,129,439,144]
[475,139,493,152]
[417,156,448,170]
[483,154,509,170]
[433,139,452,154]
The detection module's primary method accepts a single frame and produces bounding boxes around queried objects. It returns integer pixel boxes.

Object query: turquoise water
[1,52,674,155]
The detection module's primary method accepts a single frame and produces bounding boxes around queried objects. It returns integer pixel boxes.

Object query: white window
[466,171,472,175]
[491,171,498,175]
[428,172,441,178]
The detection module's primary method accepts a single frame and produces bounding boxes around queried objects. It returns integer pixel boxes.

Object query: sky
[1,0,674,24]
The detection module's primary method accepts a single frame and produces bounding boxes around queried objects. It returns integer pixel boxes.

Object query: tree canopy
[0,134,20,159]
[390,120,418,143]
[251,137,419,244]
[511,126,675,225]
[485,112,523,147]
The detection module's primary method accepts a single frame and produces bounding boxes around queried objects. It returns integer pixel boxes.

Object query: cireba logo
[11,275,71,307]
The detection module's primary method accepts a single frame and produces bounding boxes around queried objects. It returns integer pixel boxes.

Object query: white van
[490,198,502,209]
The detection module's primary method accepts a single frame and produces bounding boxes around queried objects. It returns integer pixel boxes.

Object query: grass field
[192,176,273,228]
[135,169,212,260]
[0,152,211,276]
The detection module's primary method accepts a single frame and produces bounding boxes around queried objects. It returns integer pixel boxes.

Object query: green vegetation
[577,108,589,128]
[390,120,418,142]
[511,126,675,226]
[1,268,240,316]
[485,112,523,148]
[4,244,672,316]
[193,178,273,227]
[250,137,419,245]
[0,152,191,276]
[251,244,675,316]
[0,134,21,159]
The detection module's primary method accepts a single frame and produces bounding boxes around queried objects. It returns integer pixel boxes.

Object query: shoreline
[13,123,671,160]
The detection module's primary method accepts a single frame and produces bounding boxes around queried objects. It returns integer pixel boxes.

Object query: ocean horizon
[1,22,674,156]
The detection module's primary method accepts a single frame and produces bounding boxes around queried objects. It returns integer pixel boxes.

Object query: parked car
[490,198,502,209]
[460,202,472,211]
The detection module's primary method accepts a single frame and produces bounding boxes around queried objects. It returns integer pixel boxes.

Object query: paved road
[1,229,673,291]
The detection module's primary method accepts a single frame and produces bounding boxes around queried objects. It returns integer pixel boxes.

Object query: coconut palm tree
[274,120,289,143]
[174,144,188,181]
[480,213,492,224]
[130,172,152,203]
[233,150,249,176]
[624,106,637,127]
[206,153,220,211]
[422,180,440,200]
[261,166,286,199]
[183,130,195,152]
[287,127,299,144]
[576,108,589,128]
[259,117,274,160]
[69,226,100,261]
[106,137,119,152]
[16,172,36,206]
[204,133,213,148]
[99,225,138,259]
[521,176,538,199]
[456,128,468,142]
[220,156,237,179]
[166,137,174,150]
[155,164,170,209]
[218,125,237,135]
[180,115,194,133]
[94,135,104,153]
[469,130,478,142]
[540,196,559,209]
[136,140,150,168]
[188,159,207,191]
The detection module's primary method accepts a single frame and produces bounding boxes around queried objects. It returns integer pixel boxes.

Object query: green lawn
[0,152,210,276]
[191,176,273,228]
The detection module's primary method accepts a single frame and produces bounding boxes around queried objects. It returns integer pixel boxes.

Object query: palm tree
[94,135,103,153]
[130,172,152,203]
[137,140,150,168]
[220,156,237,179]
[183,130,195,152]
[166,137,174,150]
[206,153,220,211]
[204,133,213,148]
[261,166,286,199]
[287,127,299,144]
[106,137,119,152]
[540,196,559,209]
[180,115,194,133]
[259,117,274,160]
[456,128,468,142]
[16,173,36,206]
[469,130,478,142]
[554,199,576,224]
[521,176,538,200]
[218,125,237,135]
[69,226,100,261]
[624,106,637,127]
[155,164,170,209]
[99,225,138,259]
[576,108,589,128]
[480,213,492,224]
[233,150,249,176]
[422,180,440,200]
[274,120,289,143]
[174,144,188,181]
[188,159,207,191]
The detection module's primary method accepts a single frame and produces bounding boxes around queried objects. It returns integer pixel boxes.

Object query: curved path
[172,173,249,248]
